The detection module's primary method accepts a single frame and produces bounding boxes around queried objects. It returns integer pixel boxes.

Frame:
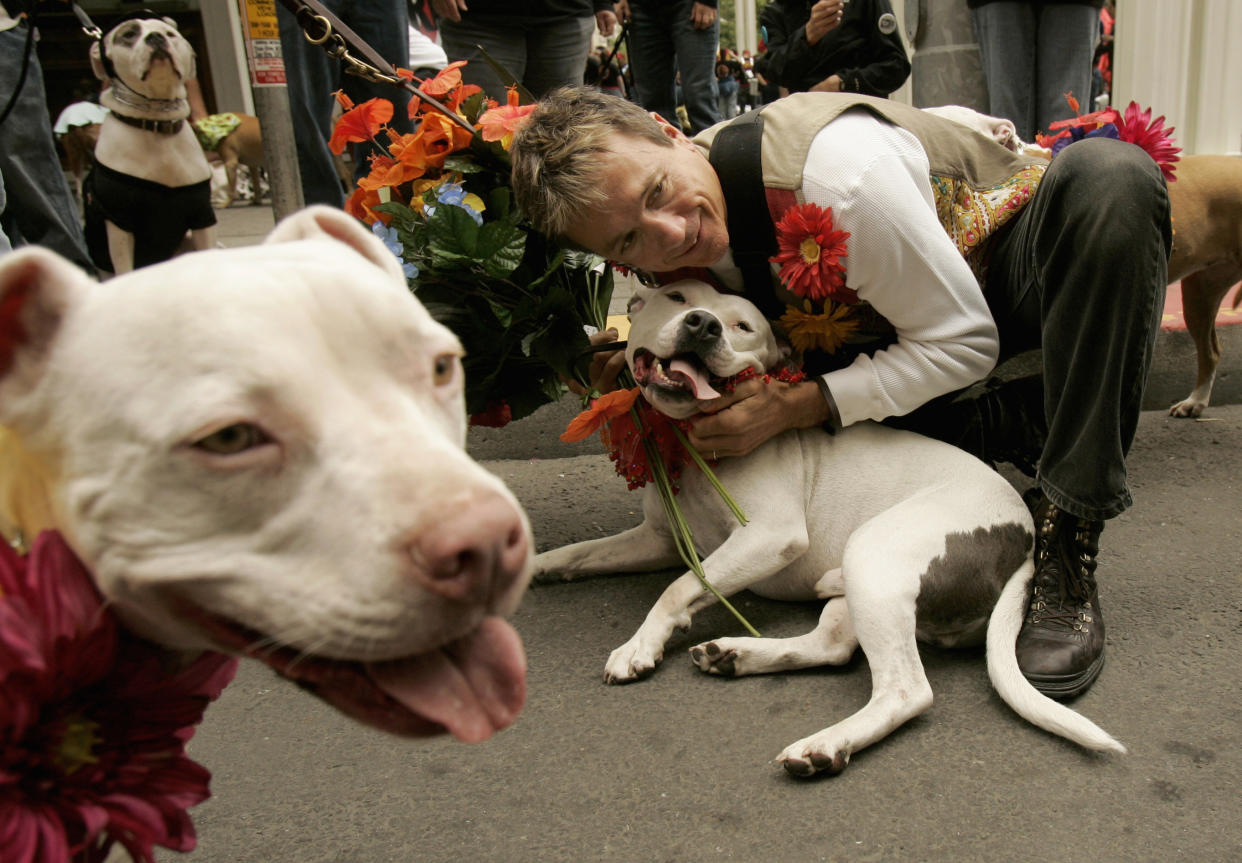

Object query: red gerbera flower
[1114,101,1181,181]
[0,532,237,863]
[770,202,850,301]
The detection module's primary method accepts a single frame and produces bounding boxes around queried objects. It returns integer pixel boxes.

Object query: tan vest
[693,92,1046,280]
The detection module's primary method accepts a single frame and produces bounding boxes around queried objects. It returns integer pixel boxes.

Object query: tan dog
[1164,155,1242,418]
[197,112,266,207]
[926,105,1242,418]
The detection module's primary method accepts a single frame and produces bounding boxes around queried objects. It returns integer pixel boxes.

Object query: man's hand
[691,2,717,30]
[614,0,631,24]
[431,0,468,23]
[805,0,846,45]
[688,379,830,458]
[809,74,844,92]
[596,9,619,37]
[567,328,628,397]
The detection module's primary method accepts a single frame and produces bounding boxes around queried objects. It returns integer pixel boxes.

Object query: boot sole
[1023,650,1105,701]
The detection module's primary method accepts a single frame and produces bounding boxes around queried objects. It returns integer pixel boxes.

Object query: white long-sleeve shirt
[709,109,1000,428]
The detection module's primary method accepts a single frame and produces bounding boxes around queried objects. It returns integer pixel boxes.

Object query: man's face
[564,127,730,273]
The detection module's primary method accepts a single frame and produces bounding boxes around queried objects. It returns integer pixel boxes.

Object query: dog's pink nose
[407,495,529,603]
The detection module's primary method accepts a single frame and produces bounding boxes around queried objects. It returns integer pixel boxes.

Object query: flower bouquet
[333,63,613,425]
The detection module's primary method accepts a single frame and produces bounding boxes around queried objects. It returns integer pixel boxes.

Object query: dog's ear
[265,206,407,285]
[0,248,87,414]
[627,285,659,318]
[89,41,106,82]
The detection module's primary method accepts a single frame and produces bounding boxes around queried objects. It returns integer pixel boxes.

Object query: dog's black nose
[145,31,168,48]
[681,311,722,344]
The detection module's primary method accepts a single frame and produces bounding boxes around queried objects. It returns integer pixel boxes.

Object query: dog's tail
[986,560,1126,754]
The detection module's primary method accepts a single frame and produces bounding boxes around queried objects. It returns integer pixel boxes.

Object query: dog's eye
[432,353,460,387]
[736,321,754,333]
[194,423,271,455]
[666,291,686,304]
[118,23,142,44]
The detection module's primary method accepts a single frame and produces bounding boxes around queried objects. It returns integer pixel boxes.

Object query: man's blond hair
[510,86,674,240]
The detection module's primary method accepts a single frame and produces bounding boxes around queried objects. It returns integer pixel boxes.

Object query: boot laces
[1028,503,1100,631]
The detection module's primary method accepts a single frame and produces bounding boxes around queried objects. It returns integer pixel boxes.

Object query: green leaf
[427,205,480,266]
[477,222,527,279]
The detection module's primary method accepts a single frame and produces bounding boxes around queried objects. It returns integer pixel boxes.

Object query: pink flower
[1114,101,1181,181]
[0,532,237,863]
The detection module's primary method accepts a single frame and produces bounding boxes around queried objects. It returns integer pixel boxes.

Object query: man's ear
[0,249,87,420]
[651,112,688,142]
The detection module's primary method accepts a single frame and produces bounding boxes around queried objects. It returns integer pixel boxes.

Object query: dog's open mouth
[191,611,526,743]
[631,349,721,400]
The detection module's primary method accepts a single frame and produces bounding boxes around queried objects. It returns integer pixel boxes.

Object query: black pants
[907,138,1172,521]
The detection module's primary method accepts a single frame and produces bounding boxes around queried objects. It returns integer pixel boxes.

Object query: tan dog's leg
[1170,265,1242,418]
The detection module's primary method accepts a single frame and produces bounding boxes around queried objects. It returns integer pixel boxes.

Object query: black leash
[273,0,476,137]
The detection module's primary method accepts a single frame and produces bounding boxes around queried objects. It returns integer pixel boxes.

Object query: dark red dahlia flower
[0,533,237,863]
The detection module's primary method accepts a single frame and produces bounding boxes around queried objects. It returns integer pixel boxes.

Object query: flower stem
[670,425,748,527]
[633,409,761,638]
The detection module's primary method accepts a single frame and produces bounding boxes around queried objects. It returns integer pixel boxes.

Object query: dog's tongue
[669,358,720,399]
[367,617,526,743]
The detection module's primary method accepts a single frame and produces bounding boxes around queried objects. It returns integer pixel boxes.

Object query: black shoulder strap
[707,109,785,320]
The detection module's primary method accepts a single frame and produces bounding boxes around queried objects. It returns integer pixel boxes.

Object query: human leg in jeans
[973,1,1099,142]
[277,0,410,207]
[985,137,1171,698]
[1033,2,1099,133]
[442,14,595,102]
[0,24,95,273]
[626,3,680,130]
[971,2,1038,142]
[669,0,720,135]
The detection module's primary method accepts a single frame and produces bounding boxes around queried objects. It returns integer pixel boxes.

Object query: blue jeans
[277,0,410,207]
[717,77,738,120]
[439,14,596,102]
[986,139,1170,520]
[971,2,1100,143]
[0,24,94,272]
[627,0,721,135]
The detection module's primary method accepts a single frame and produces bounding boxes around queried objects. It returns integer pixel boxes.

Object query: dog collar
[110,112,185,135]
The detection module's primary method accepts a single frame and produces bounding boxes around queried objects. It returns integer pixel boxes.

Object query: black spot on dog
[916,522,1033,636]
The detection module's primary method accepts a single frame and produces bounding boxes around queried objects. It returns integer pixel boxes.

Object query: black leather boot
[1016,493,1106,699]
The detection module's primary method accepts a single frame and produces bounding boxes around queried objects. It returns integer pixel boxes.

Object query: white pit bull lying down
[0,206,532,743]
[534,281,1123,776]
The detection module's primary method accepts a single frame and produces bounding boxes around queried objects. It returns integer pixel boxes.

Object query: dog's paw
[689,640,738,676]
[604,637,663,684]
[1169,398,1206,418]
[777,739,851,778]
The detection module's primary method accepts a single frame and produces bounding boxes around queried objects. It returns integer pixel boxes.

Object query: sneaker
[1016,493,1106,699]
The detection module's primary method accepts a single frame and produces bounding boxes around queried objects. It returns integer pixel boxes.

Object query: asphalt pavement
[163,206,1242,863]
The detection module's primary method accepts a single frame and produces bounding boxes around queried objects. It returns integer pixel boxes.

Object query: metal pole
[237,0,304,219]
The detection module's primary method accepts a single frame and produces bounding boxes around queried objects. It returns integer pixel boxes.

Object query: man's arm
[829,0,910,96]
[759,1,838,92]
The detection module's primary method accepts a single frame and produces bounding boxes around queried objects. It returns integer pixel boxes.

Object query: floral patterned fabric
[929,163,1046,281]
